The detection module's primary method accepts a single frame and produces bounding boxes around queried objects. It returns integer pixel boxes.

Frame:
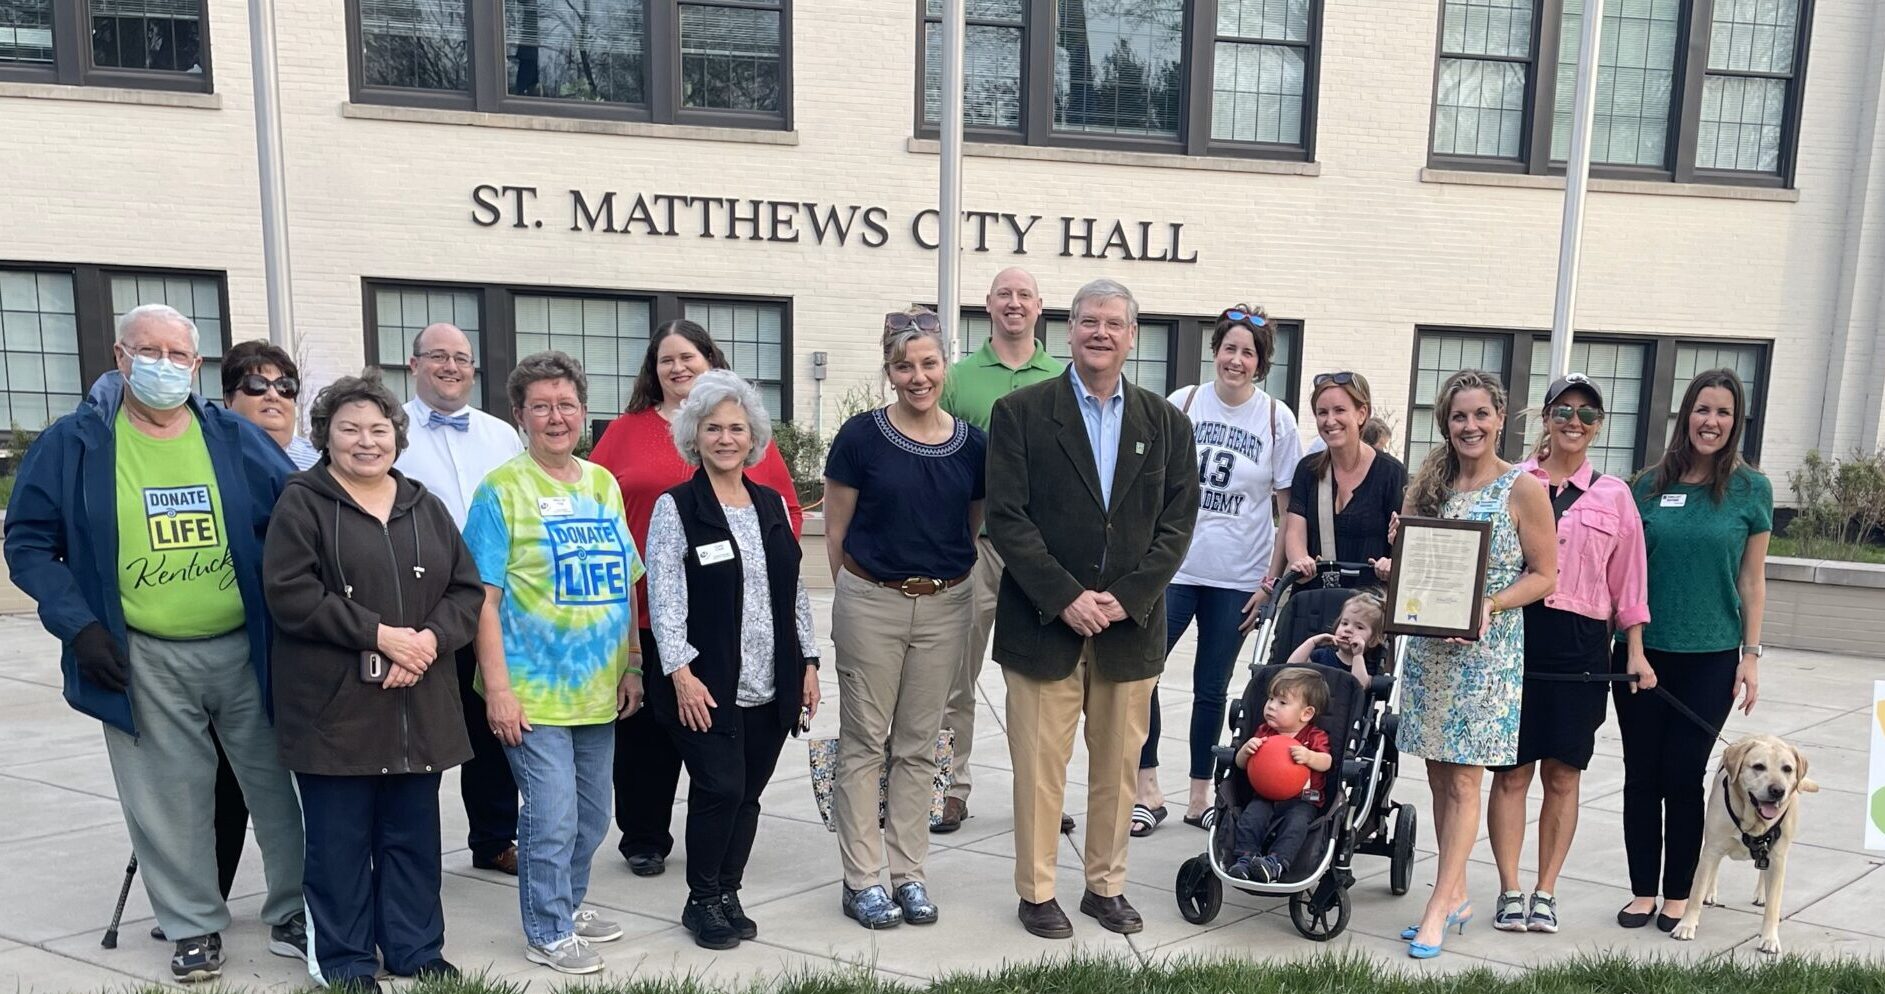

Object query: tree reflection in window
[1054,0,1184,138]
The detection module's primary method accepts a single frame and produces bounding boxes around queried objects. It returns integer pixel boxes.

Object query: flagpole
[938,0,965,361]
[1548,0,1606,380]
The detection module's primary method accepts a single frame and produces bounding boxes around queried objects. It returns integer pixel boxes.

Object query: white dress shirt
[394,396,524,529]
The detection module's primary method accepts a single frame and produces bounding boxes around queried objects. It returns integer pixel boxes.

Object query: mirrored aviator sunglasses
[238,374,299,399]
[1551,404,1603,425]
[884,311,942,333]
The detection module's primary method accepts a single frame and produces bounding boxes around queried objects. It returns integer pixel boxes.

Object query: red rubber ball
[1246,735,1310,802]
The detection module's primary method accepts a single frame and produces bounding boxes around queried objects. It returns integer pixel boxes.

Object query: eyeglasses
[1550,405,1604,425]
[1314,371,1358,387]
[884,311,941,334]
[415,349,476,368]
[523,401,582,419]
[1218,306,1267,331]
[236,374,298,399]
[120,345,198,369]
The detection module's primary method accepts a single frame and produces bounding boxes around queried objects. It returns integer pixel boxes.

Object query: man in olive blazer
[985,278,1198,939]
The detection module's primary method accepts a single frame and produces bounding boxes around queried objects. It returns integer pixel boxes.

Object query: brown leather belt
[842,554,970,598]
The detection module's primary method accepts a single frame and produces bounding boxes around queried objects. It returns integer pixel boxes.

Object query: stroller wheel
[1390,803,1418,896]
[1289,882,1351,941]
[1175,855,1222,925]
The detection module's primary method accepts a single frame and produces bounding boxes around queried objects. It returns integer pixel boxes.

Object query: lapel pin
[1135,441,1146,454]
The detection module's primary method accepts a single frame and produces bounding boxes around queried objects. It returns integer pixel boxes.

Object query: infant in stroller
[1226,668,1334,883]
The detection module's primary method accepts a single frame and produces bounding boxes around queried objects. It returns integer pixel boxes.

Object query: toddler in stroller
[1225,667,1334,884]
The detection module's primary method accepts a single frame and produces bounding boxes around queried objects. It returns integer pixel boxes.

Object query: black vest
[644,468,807,734]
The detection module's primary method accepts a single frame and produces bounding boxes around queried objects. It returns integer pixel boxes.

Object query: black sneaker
[269,911,309,960]
[407,959,460,981]
[170,934,224,983]
[681,896,741,950]
[720,891,758,940]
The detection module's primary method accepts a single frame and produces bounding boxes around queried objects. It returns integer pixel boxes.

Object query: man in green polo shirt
[934,266,1062,833]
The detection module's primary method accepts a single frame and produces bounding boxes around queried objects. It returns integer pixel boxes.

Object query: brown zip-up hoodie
[263,462,484,777]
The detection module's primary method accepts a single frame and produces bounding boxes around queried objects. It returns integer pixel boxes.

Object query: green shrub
[1785,448,1885,561]
[773,418,828,507]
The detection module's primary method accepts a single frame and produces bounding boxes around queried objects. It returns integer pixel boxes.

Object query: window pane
[1217,0,1309,43]
[1200,323,1296,403]
[518,295,649,417]
[680,3,782,112]
[1670,341,1761,458]
[685,300,787,418]
[373,286,484,408]
[109,274,225,398]
[1211,42,1305,144]
[0,0,56,64]
[1708,0,1796,73]
[1043,316,1170,391]
[1440,0,1533,59]
[506,0,644,104]
[1526,339,1647,475]
[90,0,202,73]
[359,0,468,91]
[1054,0,1184,138]
[1696,74,1784,172]
[1409,332,1507,466]
[1,268,77,431]
[924,23,1024,129]
[1552,0,1678,166]
[927,0,1026,16]
[1434,58,1527,157]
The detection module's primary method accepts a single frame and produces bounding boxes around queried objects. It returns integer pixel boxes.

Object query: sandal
[1182,809,1217,830]
[1129,804,1167,837]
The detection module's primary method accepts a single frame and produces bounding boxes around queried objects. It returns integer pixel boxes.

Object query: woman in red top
[589,319,803,876]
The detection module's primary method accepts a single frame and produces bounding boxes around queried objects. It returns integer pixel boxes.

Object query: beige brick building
[2,0,1880,492]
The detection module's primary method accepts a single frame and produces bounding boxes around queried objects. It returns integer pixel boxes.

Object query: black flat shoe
[1657,913,1681,933]
[626,853,665,877]
[1616,903,1655,929]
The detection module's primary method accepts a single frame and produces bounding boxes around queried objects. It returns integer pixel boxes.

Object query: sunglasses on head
[884,311,941,334]
[1550,404,1603,425]
[237,374,298,399]
[1218,306,1267,331]
[1313,371,1357,387]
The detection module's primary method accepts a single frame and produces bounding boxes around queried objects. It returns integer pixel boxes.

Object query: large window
[1196,320,1300,410]
[363,281,791,421]
[956,310,1176,393]
[916,0,1323,160]
[0,0,210,90]
[1427,0,1814,185]
[1669,340,1763,460]
[1524,337,1648,475]
[349,0,791,127]
[108,272,224,399]
[1408,331,1511,466]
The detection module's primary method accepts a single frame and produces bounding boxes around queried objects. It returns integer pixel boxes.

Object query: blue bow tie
[427,411,470,433]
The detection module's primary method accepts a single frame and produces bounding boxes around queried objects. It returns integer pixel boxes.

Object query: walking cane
[102,854,137,949]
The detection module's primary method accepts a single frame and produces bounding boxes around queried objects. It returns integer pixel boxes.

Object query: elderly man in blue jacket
[4,304,305,984]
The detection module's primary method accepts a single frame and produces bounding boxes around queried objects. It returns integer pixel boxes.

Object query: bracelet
[624,666,643,676]
[1485,595,1502,615]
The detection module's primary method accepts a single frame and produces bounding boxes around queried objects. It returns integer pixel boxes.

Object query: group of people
[1,265,1769,984]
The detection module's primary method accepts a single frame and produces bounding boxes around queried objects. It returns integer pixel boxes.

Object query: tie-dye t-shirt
[464,453,643,726]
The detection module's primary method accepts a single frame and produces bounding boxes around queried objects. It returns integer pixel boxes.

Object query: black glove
[72,623,129,693]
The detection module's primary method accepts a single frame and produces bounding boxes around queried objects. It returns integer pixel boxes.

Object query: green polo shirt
[939,340,1065,432]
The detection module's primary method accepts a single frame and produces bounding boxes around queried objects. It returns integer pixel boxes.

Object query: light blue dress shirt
[1069,365,1126,508]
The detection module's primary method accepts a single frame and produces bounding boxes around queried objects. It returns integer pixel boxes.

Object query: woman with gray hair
[822,308,986,930]
[642,368,821,949]
[462,351,644,974]
[263,373,486,992]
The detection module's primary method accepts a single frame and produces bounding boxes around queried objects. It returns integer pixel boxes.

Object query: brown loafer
[1017,898,1073,939]
[474,845,519,876]
[1079,891,1143,934]
[932,797,967,834]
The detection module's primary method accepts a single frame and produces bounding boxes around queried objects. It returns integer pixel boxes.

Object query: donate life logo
[143,486,219,550]
[547,518,629,607]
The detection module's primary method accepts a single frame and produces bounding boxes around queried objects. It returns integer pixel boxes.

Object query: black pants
[296,772,445,983]
[210,731,246,900]
[455,644,518,861]
[1612,644,1738,901]
[1232,796,1316,872]
[661,702,789,903]
[614,629,682,859]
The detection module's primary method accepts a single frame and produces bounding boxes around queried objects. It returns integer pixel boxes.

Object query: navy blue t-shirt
[825,408,987,580]
[1310,643,1379,678]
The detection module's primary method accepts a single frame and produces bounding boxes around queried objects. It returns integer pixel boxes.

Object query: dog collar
[1724,778,1784,870]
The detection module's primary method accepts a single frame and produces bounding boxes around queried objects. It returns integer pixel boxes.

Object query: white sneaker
[525,935,603,975]
[573,908,624,942]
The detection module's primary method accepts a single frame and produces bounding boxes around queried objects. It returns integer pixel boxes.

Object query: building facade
[3,0,1883,492]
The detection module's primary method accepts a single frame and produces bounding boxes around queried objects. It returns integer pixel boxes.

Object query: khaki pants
[831,567,974,889]
[941,535,1003,802]
[1003,650,1155,903]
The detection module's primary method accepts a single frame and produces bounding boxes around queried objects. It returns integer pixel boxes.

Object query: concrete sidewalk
[0,596,1880,991]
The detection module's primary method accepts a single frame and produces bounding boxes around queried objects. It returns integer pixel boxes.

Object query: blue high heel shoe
[1402,899,1472,955]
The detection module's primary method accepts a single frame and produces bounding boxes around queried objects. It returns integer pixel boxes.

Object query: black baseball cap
[1542,372,1603,411]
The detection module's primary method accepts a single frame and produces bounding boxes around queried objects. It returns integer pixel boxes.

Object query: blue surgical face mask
[125,352,195,410]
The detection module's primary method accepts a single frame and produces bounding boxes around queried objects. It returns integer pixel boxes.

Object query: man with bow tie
[395,322,527,876]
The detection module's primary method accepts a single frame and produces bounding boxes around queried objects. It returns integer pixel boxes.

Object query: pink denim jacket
[1519,458,1651,630]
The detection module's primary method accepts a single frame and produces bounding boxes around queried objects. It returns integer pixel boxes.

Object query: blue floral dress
[1396,467,1526,766]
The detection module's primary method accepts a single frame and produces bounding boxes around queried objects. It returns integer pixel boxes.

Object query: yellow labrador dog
[1671,735,1818,954]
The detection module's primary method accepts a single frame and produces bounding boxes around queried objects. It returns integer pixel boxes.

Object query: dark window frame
[952,305,1189,396]
[0,0,214,92]
[1174,315,1303,413]
[362,278,794,424]
[1425,0,1815,188]
[911,0,1323,162]
[344,0,794,130]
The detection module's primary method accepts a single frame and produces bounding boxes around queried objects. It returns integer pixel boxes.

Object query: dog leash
[1527,671,1733,748]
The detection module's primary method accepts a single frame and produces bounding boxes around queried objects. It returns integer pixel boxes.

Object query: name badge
[1470,500,1502,517]
[695,540,735,565]
[538,496,574,518]
[1660,493,1688,508]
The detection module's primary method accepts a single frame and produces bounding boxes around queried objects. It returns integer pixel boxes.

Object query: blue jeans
[1142,584,1257,780]
[504,722,614,948]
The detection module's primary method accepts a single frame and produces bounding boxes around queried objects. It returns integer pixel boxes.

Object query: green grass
[1770,534,1885,565]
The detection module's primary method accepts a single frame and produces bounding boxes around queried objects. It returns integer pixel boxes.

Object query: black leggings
[1611,644,1737,901]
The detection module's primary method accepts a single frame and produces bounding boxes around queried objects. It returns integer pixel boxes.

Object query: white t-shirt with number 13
[1168,383,1303,591]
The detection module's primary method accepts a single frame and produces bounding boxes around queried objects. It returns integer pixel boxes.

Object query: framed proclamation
[1384,516,1493,640]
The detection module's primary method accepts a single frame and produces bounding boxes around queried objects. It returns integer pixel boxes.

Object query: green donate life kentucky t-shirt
[1633,465,1773,654]
[113,410,246,639]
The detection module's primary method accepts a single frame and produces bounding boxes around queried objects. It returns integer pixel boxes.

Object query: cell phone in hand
[798,705,813,734]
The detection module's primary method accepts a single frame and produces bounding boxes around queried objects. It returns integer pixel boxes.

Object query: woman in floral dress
[1387,369,1557,959]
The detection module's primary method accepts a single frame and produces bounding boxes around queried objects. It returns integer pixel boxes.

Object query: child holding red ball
[1228,668,1334,882]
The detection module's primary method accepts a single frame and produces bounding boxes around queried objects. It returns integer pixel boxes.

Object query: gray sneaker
[572,908,623,942]
[525,935,603,975]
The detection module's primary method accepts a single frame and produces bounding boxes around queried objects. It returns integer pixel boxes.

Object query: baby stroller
[1173,561,1417,940]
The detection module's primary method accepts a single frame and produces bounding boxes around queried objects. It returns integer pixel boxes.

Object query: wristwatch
[1740,643,1764,658]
